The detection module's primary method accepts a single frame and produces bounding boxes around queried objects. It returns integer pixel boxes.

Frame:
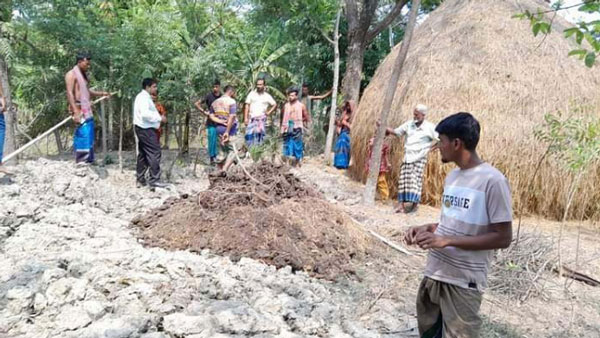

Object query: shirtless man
[65,51,111,163]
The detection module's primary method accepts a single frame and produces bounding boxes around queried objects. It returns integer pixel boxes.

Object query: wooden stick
[349,216,413,256]
[2,94,114,163]
[554,265,600,287]
[231,142,267,188]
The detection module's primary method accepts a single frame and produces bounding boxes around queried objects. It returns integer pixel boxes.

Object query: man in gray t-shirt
[404,112,512,338]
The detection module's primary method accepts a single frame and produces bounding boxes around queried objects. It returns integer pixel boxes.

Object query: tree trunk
[325,10,342,166]
[340,40,366,103]
[341,0,408,104]
[174,115,182,151]
[163,116,169,150]
[0,54,16,163]
[54,129,64,154]
[108,63,114,150]
[119,100,123,172]
[182,110,190,154]
[108,98,114,150]
[362,0,421,205]
[101,100,107,156]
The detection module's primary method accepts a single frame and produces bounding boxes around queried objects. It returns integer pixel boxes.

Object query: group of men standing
[195,78,312,170]
[64,52,314,188]
[61,50,446,210]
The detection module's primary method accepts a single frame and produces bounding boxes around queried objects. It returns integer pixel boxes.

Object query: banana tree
[223,32,297,100]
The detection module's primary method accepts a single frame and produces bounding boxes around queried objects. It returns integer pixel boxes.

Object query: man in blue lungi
[65,52,111,164]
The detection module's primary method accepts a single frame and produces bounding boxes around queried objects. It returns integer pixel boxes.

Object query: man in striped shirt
[405,112,512,338]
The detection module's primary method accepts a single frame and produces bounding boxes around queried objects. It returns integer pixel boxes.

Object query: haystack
[351,0,600,220]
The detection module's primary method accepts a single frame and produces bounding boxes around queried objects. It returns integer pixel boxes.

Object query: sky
[555,0,600,23]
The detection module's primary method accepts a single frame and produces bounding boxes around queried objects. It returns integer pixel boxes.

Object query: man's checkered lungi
[398,157,428,203]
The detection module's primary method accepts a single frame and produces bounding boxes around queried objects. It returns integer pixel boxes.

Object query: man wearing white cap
[385,104,439,213]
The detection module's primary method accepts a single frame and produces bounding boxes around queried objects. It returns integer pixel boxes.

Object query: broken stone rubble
[0,158,415,337]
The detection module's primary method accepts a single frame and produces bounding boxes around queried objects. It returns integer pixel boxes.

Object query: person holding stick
[65,51,111,164]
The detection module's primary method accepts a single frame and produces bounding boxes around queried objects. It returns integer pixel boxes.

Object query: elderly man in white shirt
[385,104,439,213]
[134,78,167,189]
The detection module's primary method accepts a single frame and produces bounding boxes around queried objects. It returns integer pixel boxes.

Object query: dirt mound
[134,162,378,280]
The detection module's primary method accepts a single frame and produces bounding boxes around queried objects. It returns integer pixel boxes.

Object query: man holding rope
[64,51,111,164]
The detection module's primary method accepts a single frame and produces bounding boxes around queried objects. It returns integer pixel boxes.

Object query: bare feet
[405,203,419,213]
[394,204,406,213]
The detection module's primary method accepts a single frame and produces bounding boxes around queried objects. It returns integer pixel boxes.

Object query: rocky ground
[1,153,599,338]
[0,155,417,338]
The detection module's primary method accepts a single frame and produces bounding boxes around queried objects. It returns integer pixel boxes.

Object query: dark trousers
[135,126,161,184]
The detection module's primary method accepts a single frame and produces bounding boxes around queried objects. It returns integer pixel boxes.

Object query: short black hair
[256,78,266,85]
[76,51,91,62]
[287,87,299,95]
[224,85,235,93]
[435,112,480,151]
[142,78,157,89]
[213,79,221,86]
[302,83,309,88]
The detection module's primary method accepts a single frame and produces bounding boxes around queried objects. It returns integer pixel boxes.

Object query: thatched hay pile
[351,0,600,220]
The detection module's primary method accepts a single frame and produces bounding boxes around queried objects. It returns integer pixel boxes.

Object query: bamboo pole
[2,95,114,163]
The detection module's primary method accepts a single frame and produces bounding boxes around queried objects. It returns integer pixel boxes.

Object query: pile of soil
[133,161,379,280]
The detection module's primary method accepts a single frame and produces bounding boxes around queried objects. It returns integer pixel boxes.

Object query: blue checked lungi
[398,157,427,203]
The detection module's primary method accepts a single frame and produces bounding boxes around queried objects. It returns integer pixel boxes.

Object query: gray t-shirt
[424,163,512,291]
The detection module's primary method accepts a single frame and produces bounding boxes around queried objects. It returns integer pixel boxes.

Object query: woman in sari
[333,100,354,169]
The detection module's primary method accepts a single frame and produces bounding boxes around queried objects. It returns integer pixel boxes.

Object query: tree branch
[320,29,335,45]
[366,0,409,43]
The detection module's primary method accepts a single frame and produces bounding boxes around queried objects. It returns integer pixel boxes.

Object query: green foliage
[248,131,282,162]
[516,1,600,67]
[1,0,441,155]
[223,33,296,100]
[103,154,113,165]
[534,113,600,173]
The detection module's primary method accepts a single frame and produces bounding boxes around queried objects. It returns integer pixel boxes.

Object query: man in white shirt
[244,78,276,146]
[385,104,439,213]
[133,78,167,189]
